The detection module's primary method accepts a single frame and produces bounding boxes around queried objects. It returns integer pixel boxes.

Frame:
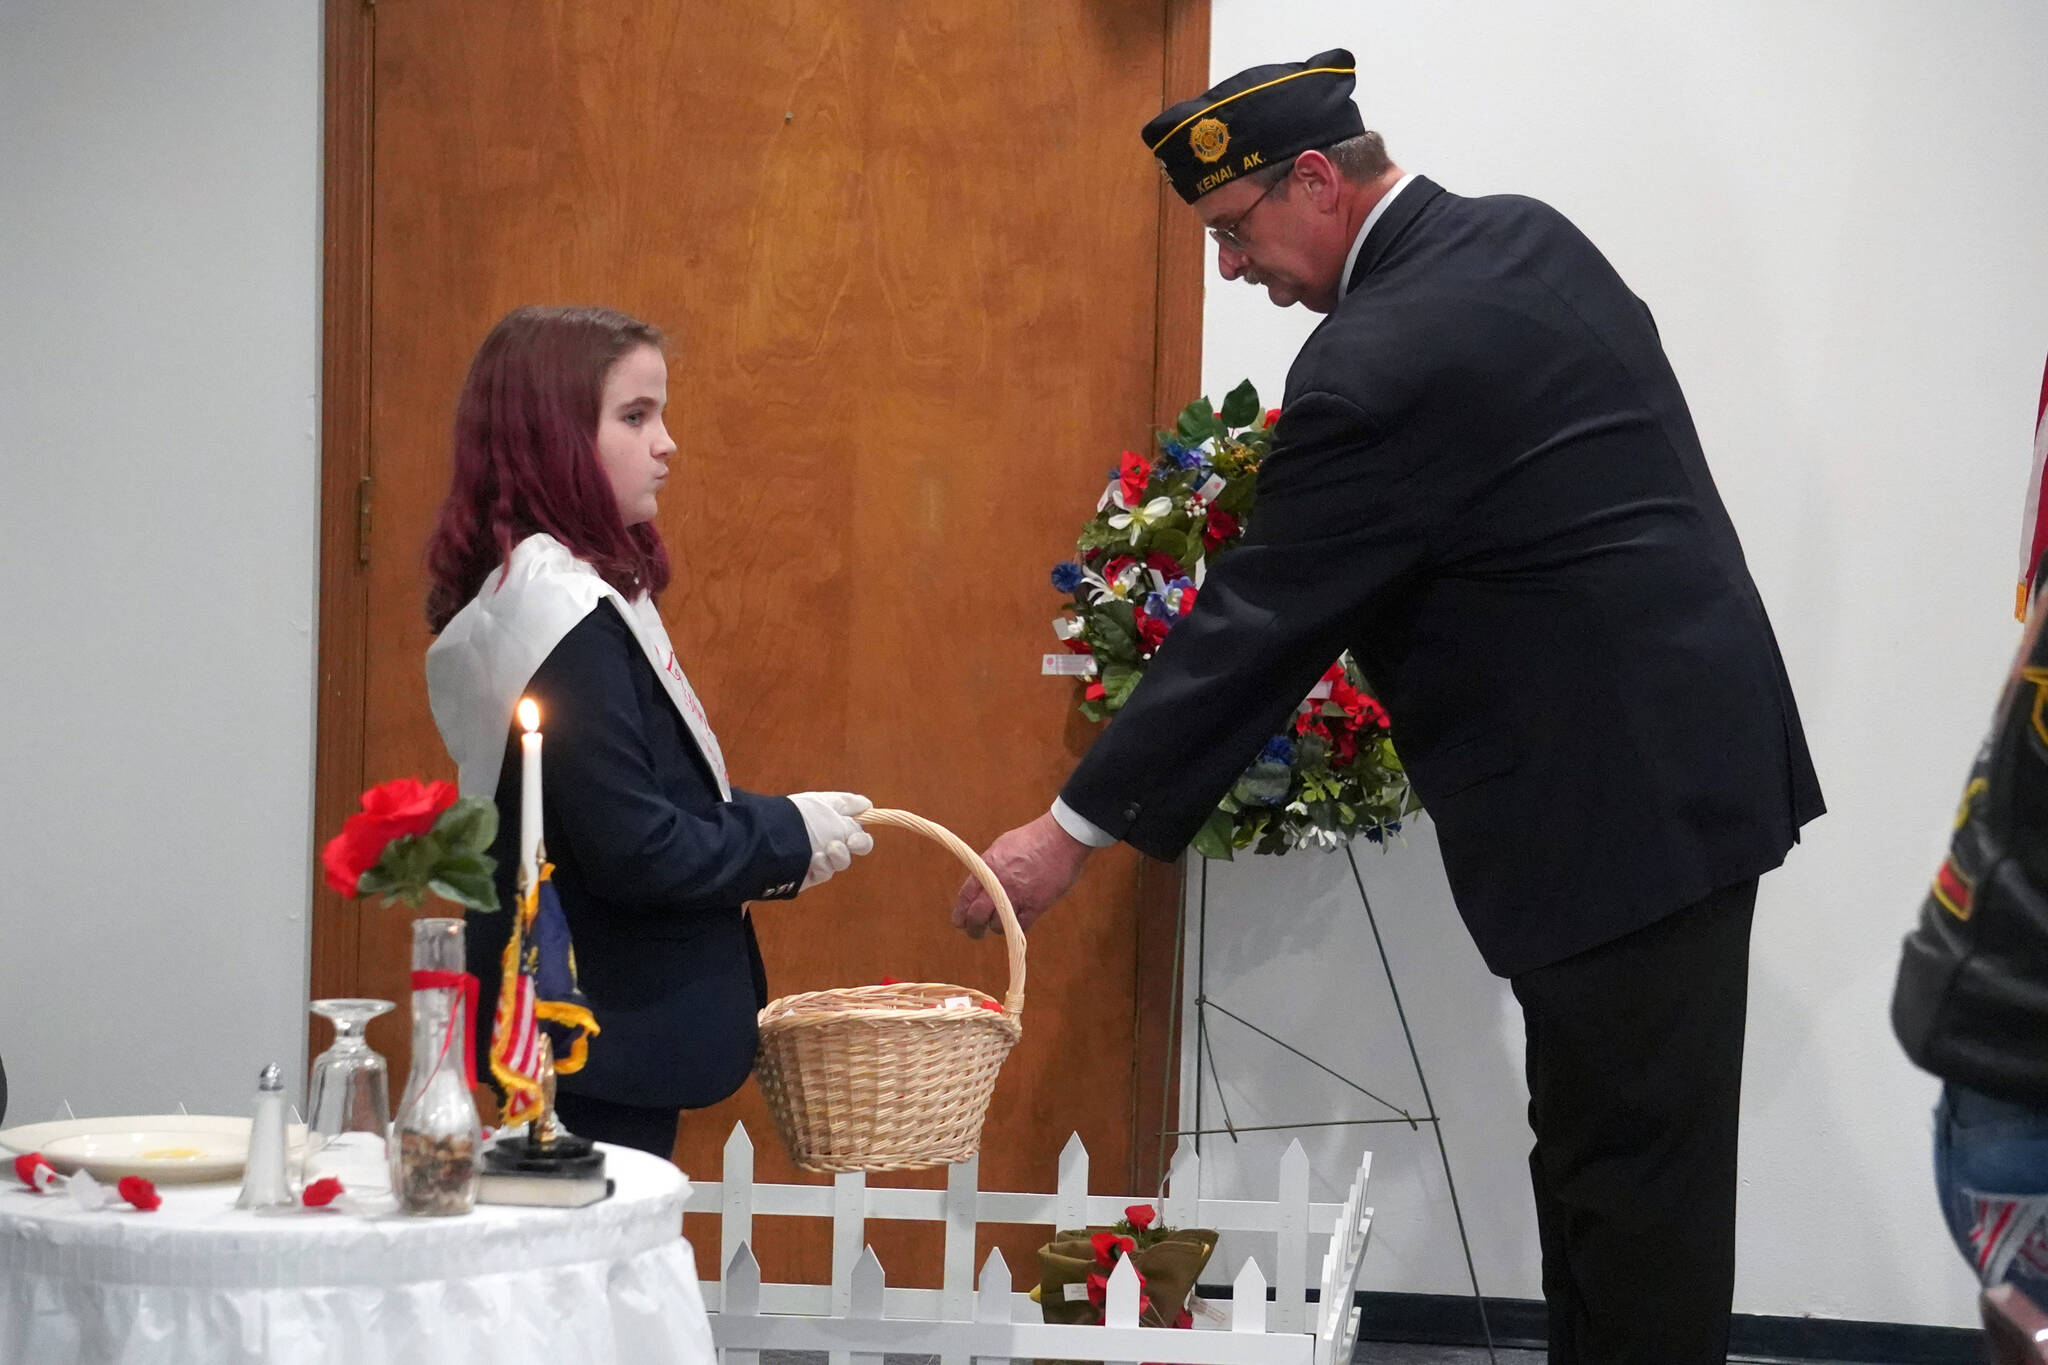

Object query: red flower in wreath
[1202,508,1241,552]
[1125,1203,1157,1230]
[1136,612,1170,655]
[1083,680,1107,702]
[321,778,458,897]
[1262,408,1282,428]
[1142,551,1183,580]
[1118,450,1151,508]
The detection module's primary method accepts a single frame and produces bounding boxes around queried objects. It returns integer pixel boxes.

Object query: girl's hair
[423,305,669,632]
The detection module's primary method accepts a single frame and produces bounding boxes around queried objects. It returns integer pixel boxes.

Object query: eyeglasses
[1207,159,1296,252]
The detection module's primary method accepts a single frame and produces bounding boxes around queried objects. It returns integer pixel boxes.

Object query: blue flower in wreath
[1051,561,1085,594]
[1259,735,1295,766]
[1142,592,1171,620]
[1164,439,1206,471]
[1362,819,1404,844]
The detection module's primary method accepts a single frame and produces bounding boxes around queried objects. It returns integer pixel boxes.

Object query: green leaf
[1218,379,1260,429]
[1232,760,1292,807]
[433,796,498,855]
[429,865,499,913]
[1101,664,1142,709]
[1191,807,1236,860]
[1175,397,1217,443]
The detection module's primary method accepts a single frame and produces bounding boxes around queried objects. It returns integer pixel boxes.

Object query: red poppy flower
[1118,450,1151,508]
[116,1176,162,1211]
[302,1177,346,1208]
[1124,1202,1157,1230]
[321,777,458,898]
[13,1152,56,1191]
[1086,1271,1109,1307]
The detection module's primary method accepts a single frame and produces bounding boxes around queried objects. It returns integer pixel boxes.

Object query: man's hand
[951,812,1096,939]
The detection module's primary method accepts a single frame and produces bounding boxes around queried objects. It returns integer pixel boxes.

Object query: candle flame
[518,698,540,732]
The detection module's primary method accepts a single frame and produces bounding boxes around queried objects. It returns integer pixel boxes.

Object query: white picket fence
[682,1124,1374,1365]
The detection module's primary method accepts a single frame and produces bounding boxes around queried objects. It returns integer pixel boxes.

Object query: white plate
[0,1115,294,1184]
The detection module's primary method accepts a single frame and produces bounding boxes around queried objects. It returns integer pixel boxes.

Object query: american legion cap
[1141,48,1365,204]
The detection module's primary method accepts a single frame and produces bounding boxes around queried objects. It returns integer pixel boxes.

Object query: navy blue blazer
[467,601,811,1109]
[1062,177,1824,977]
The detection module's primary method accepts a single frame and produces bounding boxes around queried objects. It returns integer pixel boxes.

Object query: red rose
[1262,408,1281,427]
[321,778,458,898]
[1083,680,1107,702]
[302,1177,345,1208]
[1331,727,1360,766]
[1124,1202,1157,1230]
[1201,509,1241,552]
[1136,613,1169,654]
[1118,450,1151,508]
[117,1175,162,1211]
[1142,552,1182,579]
[1062,638,1093,656]
[1103,555,1137,585]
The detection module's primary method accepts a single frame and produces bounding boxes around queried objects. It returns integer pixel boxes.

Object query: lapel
[1345,175,1446,295]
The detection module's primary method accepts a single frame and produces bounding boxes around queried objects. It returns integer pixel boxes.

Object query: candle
[517,697,542,892]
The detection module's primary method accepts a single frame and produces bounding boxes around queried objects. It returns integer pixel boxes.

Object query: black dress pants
[1509,878,1758,1365]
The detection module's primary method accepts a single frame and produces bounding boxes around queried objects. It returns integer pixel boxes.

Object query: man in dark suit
[954,49,1824,1365]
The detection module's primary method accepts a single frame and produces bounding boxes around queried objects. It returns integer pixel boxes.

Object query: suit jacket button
[1123,802,1141,822]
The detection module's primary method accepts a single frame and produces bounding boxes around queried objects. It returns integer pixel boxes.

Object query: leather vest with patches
[1894,577,2048,1104]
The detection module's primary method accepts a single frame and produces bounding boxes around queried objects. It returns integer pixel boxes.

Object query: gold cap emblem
[1189,117,1230,164]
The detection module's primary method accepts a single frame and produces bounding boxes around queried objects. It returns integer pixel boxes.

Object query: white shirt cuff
[1050,797,1119,848]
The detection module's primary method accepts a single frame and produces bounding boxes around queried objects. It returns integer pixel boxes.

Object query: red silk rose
[117,1176,162,1211]
[1142,552,1182,580]
[321,778,458,897]
[1124,1202,1157,1230]
[1262,408,1281,427]
[1118,450,1150,508]
[1202,508,1241,552]
[1136,613,1169,655]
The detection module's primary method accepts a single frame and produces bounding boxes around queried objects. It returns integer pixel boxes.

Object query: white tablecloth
[0,1144,714,1365]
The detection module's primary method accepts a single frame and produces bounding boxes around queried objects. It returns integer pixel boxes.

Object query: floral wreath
[1049,381,1417,857]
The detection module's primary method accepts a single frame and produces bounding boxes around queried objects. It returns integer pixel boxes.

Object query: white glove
[788,792,876,891]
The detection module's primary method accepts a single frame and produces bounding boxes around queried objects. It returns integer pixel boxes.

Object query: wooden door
[317,0,1206,1284]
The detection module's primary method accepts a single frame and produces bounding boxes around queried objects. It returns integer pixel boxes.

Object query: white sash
[426,533,732,802]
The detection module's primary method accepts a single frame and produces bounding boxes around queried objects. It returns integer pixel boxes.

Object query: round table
[0,1144,714,1365]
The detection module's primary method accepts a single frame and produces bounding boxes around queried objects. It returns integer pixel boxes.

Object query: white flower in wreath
[1108,495,1175,544]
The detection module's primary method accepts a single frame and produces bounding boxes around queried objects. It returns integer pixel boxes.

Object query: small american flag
[489,862,599,1128]
[2019,355,2048,620]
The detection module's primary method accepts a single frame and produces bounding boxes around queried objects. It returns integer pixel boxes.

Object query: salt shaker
[235,1062,295,1210]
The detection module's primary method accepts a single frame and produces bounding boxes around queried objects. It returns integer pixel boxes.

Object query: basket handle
[857,808,1026,1018]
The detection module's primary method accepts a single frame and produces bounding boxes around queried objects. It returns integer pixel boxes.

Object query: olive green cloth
[1034,1226,1216,1365]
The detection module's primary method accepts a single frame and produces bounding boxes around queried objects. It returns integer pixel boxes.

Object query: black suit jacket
[1062,177,1824,976]
[467,602,811,1109]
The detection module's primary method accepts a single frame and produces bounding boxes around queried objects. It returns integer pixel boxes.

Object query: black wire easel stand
[1157,848,1497,1365]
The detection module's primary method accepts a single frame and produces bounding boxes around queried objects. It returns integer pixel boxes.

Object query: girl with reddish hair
[424,305,872,1158]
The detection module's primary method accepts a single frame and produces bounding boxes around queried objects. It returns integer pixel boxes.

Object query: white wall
[0,2,322,1123]
[1188,0,2048,1328]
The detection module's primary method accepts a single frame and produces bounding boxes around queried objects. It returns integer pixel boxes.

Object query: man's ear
[1293,150,1343,211]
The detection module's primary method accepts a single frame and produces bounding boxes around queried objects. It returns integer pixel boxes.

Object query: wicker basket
[753,808,1026,1173]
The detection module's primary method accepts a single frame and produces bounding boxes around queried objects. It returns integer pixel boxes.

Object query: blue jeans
[1935,1082,2048,1297]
